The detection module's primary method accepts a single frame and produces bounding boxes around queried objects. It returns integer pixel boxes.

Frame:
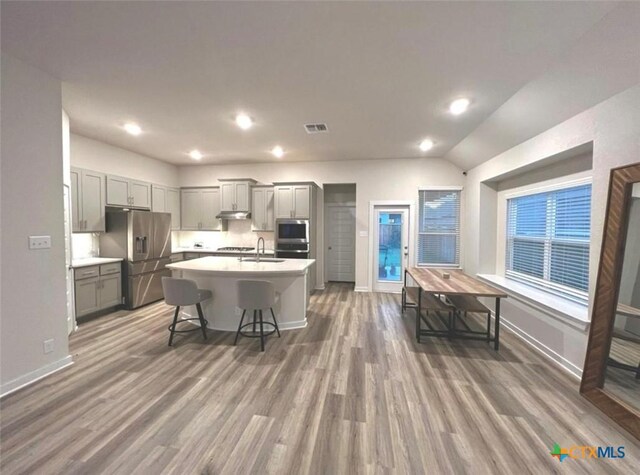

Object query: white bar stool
[234,280,281,351]
[162,277,211,346]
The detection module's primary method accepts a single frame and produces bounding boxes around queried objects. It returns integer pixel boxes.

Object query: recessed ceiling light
[124,122,142,135]
[419,139,434,152]
[449,98,470,115]
[235,114,253,130]
[189,150,203,160]
[272,146,284,158]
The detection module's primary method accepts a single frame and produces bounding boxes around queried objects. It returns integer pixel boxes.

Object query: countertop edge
[167,258,315,276]
[72,257,124,268]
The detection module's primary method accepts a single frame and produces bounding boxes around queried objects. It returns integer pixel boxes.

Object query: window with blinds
[506,183,591,302]
[418,189,461,266]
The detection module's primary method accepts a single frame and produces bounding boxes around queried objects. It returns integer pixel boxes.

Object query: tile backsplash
[176,220,274,250]
[73,220,274,258]
[71,233,100,259]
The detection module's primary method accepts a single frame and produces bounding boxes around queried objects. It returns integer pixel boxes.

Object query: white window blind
[506,183,591,302]
[418,190,461,266]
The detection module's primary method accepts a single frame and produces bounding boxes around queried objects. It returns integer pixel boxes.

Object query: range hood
[216,211,251,220]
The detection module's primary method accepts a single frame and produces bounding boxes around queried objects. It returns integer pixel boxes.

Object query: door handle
[328,246,332,250]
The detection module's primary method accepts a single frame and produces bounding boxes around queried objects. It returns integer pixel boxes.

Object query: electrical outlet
[235,307,243,316]
[43,339,54,354]
[29,235,51,250]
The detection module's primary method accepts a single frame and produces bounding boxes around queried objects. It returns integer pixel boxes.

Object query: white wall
[324,184,356,204]
[70,134,179,187]
[1,54,72,395]
[62,111,71,187]
[179,158,464,290]
[464,85,640,376]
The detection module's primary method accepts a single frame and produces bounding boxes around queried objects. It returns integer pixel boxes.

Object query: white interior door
[327,205,356,282]
[373,207,409,293]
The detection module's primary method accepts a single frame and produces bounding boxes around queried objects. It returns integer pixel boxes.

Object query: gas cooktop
[217,246,255,251]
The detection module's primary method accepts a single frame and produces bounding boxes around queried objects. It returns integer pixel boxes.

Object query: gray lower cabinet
[75,277,101,317]
[99,273,122,308]
[74,263,122,318]
[170,252,184,262]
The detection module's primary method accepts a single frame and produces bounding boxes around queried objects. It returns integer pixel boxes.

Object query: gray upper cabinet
[180,189,201,230]
[153,184,181,230]
[106,175,130,206]
[106,174,151,209]
[166,187,181,230]
[274,185,311,219]
[218,179,255,212]
[181,188,227,231]
[274,186,293,219]
[130,180,151,208]
[293,186,310,218]
[220,182,236,212]
[71,167,106,233]
[151,185,167,212]
[252,187,274,231]
[70,168,82,231]
[201,188,223,230]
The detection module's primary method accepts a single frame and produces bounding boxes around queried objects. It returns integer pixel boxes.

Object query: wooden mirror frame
[581,162,640,439]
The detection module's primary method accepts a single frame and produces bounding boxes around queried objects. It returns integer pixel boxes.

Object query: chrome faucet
[256,237,265,262]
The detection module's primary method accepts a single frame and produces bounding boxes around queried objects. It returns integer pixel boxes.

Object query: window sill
[476,274,590,330]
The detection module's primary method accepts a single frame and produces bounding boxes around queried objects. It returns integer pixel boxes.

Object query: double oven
[275,219,310,259]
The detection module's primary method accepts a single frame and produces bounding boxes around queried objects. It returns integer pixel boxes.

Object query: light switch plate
[29,235,51,250]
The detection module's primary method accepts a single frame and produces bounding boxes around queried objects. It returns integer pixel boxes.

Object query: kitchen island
[166,256,315,331]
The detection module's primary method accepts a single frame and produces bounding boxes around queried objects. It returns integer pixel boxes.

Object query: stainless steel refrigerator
[100,210,172,309]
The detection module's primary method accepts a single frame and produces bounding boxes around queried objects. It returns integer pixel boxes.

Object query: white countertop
[72,257,123,268]
[172,247,274,255]
[167,256,314,276]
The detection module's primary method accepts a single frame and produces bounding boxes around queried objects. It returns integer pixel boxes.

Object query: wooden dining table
[405,267,508,350]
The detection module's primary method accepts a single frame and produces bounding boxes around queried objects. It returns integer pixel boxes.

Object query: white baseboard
[1,355,74,399]
[497,315,583,380]
[315,284,325,291]
[354,286,369,293]
[278,319,308,330]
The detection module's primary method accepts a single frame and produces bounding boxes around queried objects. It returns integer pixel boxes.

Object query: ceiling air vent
[304,123,328,134]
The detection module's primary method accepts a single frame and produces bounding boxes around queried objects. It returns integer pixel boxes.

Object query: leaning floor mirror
[581,162,640,439]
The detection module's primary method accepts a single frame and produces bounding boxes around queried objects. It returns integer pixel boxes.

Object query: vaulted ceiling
[2,1,638,169]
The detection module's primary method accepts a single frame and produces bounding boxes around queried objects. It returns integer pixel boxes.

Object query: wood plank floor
[1,283,639,474]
